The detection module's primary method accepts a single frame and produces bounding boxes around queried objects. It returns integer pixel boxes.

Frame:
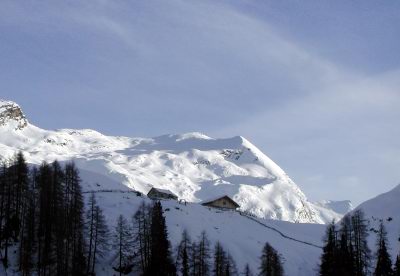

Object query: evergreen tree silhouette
[337,217,355,276]
[113,215,133,275]
[351,210,371,276]
[213,241,227,276]
[176,230,192,276]
[374,222,393,276]
[259,242,283,276]
[243,263,254,276]
[146,201,175,276]
[319,222,337,276]
[393,255,400,276]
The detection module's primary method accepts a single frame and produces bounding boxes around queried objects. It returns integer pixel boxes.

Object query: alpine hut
[147,187,178,201]
[201,195,240,210]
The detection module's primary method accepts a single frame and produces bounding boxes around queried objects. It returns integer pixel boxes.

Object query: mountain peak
[314,199,353,215]
[0,100,28,130]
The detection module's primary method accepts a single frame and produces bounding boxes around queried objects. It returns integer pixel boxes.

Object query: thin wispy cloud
[0,0,399,204]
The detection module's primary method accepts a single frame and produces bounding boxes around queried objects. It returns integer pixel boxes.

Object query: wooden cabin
[201,195,240,210]
[147,187,178,200]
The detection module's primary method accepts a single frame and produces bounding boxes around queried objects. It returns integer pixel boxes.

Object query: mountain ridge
[0,99,342,224]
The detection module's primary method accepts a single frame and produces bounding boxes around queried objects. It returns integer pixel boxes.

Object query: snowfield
[351,184,400,259]
[0,99,342,224]
[88,189,325,276]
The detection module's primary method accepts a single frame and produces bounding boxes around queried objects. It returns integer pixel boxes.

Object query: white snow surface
[315,200,353,215]
[313,200,354,223]
[0,100,340,224]
[350,184,400,260]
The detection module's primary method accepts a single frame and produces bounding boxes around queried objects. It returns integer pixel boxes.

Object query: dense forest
[0,152,283,276]
[319,210,400,276]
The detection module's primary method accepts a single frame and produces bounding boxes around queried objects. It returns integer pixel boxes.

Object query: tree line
[319,209,400,276]
[0,152,284,276]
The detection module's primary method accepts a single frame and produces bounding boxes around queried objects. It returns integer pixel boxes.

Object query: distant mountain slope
[313,199,353,222]
[0,99,339,223]
[351,184,400,258]
[315,200,353,215]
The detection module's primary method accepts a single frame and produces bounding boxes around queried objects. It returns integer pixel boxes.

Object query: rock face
[0,100,28,130]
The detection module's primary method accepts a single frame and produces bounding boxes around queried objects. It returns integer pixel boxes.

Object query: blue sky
[1,0,399,204]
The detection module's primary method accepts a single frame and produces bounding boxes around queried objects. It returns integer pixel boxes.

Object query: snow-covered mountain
[0,99,340,224]
[315,200,353,215]
[2,99,400,275]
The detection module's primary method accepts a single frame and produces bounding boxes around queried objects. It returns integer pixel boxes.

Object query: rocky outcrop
[0,100,28,130]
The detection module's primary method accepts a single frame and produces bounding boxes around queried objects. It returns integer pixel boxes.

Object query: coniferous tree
[337,216,355,276]
[213,242,227,276]
[242,263,253,276]
[132,201,152,274]
[374,222,393,276]
[259,242,283,276]
[18,167,37,276]
[65,162,86,275]
[146,201,175,276]
[2,156,18,268]
[86,192,109,275]
[113,215,133,275]
[90,205,109,273]
[51,161,66,275]
[37,161,55,275]
[224,254,238,276]
[86,192,96,275]
[176,230,192,276]
[191,240,200,276]
[351,210,371,276]
[13,152,29,232]
[196,231,211,276]
[319,222,338,276]
[394,255,400,276]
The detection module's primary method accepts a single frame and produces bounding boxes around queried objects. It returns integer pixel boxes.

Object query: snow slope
[315,200,353,215]
[91,191,325,276]
[0,99,340,223]
[351,184,400,259]
[75,169,326,275]
[313,200,353,223]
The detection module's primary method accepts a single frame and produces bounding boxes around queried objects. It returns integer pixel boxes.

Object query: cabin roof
[201,195,240,208]
[148,187,178,197]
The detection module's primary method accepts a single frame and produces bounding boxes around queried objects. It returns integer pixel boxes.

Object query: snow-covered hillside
[351,184,400,259]
[0,99,341,223]
[87,187,325,276]
[70,174,400,275]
